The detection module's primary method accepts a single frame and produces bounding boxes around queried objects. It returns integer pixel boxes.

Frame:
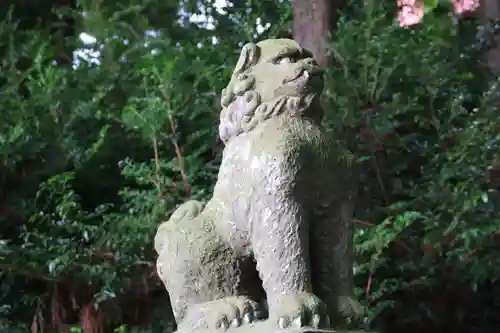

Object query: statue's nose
[304,58,318,67]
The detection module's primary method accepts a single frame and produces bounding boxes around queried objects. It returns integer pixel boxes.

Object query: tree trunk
[480,0,500,73]
[291,0,346,67]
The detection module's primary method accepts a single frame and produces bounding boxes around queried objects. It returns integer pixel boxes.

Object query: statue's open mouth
[285,69,324,93]
[287,66,324,85]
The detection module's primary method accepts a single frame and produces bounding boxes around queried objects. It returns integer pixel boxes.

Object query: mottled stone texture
[154,39,364,333]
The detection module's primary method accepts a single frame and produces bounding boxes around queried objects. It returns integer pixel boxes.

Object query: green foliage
[1,0,500,332]
[327,1,500,331]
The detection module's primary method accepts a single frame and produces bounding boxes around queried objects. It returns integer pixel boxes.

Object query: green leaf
[423,0,439,14]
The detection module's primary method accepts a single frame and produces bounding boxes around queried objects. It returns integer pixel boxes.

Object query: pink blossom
[396,0,480,28]
[396,0,425,28]
[452,0,480,15]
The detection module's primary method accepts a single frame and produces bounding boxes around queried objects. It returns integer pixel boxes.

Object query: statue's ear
[232,43,259,76]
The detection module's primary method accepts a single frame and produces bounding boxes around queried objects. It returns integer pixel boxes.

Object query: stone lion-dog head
[219,39,325,144]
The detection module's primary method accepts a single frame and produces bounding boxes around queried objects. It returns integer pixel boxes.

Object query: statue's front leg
[251,198,329,329]
[312,199,366,329]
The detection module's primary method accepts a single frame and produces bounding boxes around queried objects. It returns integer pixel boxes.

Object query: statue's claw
[267,292,330,329]
[180,296,263,332]
[336,296,367,328]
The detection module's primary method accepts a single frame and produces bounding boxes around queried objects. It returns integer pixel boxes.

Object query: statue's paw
[181,296,263,331]
[267,292,330,329]
[336,296,367,327]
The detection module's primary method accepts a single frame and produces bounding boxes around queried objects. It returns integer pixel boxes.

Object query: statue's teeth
[303,71,309,78]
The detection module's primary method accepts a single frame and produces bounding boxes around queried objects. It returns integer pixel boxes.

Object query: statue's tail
[167,200,204,224]
[154,200,204,254]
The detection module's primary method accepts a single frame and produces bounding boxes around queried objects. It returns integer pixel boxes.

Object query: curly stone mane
[218,41,323,144]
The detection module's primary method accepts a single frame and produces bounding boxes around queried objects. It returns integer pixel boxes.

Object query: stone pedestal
[178,322,376,333]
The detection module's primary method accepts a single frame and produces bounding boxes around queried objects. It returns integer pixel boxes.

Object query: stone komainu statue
[154,39,362,333]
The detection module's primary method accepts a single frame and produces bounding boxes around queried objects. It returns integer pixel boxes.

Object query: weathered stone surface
[154,38,364,333]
